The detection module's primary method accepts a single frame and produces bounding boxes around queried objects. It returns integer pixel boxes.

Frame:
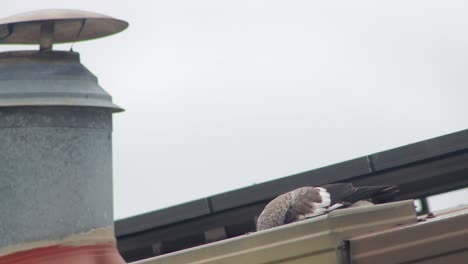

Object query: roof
[133,201,416,264]
[349,205,468,264]
[115,128,468,262]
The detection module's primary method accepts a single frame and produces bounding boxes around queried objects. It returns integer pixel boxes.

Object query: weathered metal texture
[349,206,468,264]
[0,106,114,248]
[0,9,128,44]
[0,51,123,111]
[131,201,416,264]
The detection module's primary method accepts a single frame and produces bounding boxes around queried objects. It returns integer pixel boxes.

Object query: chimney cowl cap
[0,9,128,45]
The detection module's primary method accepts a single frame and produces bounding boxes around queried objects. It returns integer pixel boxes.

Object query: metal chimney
[0,9,128,264]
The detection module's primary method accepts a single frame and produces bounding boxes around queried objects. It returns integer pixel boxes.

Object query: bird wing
[285,187,330,222]
[256,187,331,231]
[256,193,292,231]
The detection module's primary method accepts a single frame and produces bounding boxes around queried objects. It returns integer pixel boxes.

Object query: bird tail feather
[347,185,398,204]
[322,183,398,205]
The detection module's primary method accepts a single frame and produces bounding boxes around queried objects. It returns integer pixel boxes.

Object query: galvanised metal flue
[0,9,128,264]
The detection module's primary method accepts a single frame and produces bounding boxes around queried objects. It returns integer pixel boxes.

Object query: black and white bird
[256,183,397,231]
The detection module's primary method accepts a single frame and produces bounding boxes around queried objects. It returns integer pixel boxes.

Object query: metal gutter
[131,201,416,264]
[349,206,468,264]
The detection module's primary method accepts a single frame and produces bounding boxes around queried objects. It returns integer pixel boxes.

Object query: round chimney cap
[0,9,128,44]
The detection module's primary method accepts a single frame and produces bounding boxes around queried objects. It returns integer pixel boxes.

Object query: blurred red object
[0,243,125,264]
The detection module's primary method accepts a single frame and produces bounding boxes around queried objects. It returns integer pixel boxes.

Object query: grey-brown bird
[256,183,397,231]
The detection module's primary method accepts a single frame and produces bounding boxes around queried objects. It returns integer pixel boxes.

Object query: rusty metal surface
[0,51,123,111]
[0,9,128,44]
[349,206,468,264]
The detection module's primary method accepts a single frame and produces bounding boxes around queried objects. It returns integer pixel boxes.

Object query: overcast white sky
[2,1,468,219]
